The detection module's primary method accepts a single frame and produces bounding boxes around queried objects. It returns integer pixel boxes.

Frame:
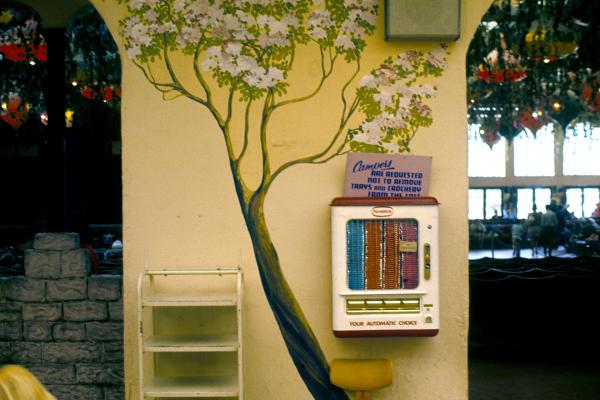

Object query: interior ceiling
[14,0,89,28]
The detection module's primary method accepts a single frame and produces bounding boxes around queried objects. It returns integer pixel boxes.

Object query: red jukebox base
[334,329,439,338]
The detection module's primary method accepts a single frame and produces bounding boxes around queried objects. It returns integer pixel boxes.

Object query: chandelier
[467,0,600,146]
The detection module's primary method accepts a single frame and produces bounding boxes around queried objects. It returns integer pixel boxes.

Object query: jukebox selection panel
[346,219,419,291]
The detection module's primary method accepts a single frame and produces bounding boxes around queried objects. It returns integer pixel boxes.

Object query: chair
[330,359,393,400]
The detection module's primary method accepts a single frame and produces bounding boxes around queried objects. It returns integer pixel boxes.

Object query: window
[469,121,600,180]
[583,188,600,217]
[469,120,600,221]
[514,124,555,177]
[517,188,551,219]
[563,123,600,176]
[469,189,484,220]
[567,187,600,218]
[469,188,502,220]
[535,188,552,213]
[517,189,533,219]
[566,188,583,218]
[468,124,506,177]
[485,189,502,219]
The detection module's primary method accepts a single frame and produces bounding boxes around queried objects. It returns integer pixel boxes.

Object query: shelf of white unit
[142,294,238,307]
[138,266,243,399]
[144,376,240,398]
[143,334,239,352]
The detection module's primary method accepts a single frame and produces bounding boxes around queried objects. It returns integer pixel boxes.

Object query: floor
[469,357,600,400]
[469,246,575,260]
[469,249,600,399]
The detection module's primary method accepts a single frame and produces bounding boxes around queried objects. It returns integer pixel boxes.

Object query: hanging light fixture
[476,31,527,84]
[525,20,578,62]
[467,0,599,143]
[1,4,47,132]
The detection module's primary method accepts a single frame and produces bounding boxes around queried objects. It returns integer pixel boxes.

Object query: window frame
[469,187,504,221]
[468,124,507,178]
[513,126,556,177]
[470,123,599,190]
[565,187,600,218]
[468,122,600,220]
[562,123,600,176]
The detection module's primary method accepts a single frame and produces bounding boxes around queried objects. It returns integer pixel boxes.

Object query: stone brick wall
[0,233,124,400]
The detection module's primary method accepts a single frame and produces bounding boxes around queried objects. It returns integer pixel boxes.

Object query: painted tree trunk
[240,192,349,400]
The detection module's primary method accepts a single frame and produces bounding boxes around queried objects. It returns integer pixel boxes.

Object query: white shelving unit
[138,267,243,399]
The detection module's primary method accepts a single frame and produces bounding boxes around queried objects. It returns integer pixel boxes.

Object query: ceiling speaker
[385,0,461,41]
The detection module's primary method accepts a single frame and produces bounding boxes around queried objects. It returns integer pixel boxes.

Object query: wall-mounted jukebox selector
[424,243,431,280]
[331,197,439,336]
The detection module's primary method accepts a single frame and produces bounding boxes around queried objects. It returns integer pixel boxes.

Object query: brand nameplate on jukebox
[371,206,393,217]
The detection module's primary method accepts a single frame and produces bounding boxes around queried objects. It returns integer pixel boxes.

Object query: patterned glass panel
[346,219,419,290]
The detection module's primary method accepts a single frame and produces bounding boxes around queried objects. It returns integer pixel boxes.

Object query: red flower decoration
[35,42,47,61]
[101,87,114,101]
[81,86,98,100]
[0,93,28,130]
[0,43,26,61]
[491,69,505,82]
[476,68,490,81]
[582,83,600,112]
[518,109,546,135]
[476,66,527,84]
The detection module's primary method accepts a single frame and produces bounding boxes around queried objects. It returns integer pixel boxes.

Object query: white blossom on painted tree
[120,0,379,98]
[119,0,446,152]
[350,47,447,153]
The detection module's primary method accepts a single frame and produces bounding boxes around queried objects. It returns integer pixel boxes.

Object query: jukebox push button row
[424,243,431,280]
[346,298,420,314]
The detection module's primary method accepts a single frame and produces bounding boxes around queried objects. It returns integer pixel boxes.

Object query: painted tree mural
[118,0,447,398]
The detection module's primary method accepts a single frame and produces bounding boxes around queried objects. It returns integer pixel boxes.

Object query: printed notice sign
[344,152,431,198]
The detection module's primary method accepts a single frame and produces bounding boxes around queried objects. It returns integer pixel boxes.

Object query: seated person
[585,231,600,256]
[470,220,486,249]
[592,202,600,218]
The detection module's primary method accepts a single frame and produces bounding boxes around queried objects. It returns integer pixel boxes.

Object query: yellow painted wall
[90,1,493,398]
